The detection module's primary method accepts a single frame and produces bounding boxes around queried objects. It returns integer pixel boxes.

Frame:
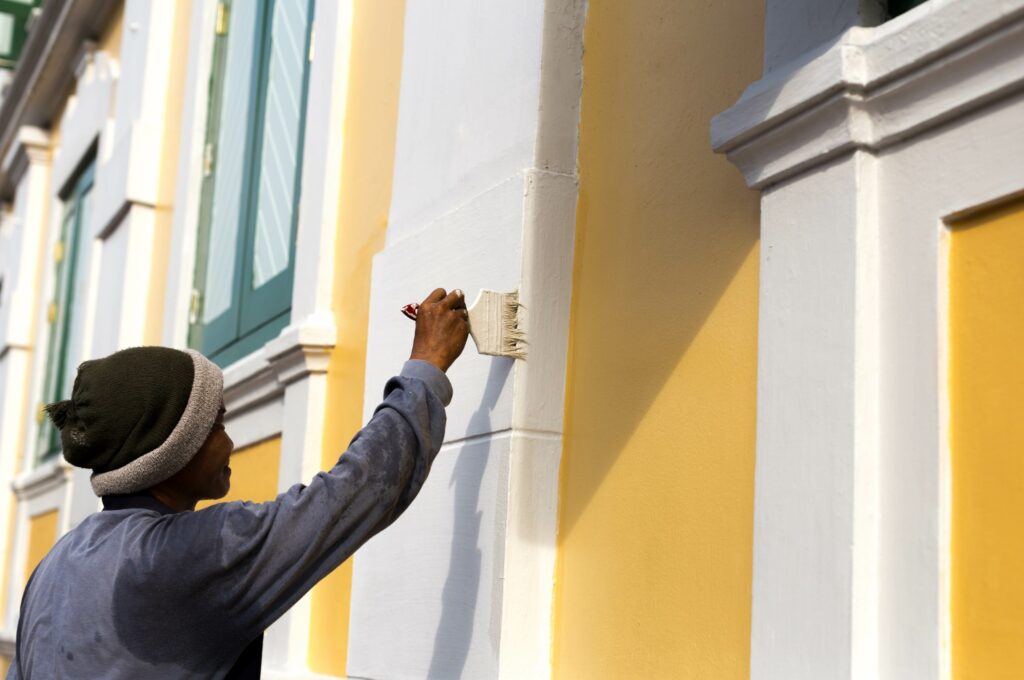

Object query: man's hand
[409,288,470,372]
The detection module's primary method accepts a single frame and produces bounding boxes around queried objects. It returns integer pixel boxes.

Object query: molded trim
[712,0,1024,188]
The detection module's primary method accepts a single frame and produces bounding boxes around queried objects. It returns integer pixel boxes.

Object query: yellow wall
[950,198,1024,679]
[307,1,406,674]
[198,438,281,508]
[24,510,59,588]
[553,3,763,678]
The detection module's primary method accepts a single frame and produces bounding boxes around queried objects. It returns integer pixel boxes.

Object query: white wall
[349,1,557,678]
[384,0,544,245]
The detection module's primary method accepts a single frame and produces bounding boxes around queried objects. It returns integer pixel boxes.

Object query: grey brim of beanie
[90,350,224,497]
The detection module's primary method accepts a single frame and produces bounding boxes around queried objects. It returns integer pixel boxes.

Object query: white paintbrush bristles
[467,289,527,360]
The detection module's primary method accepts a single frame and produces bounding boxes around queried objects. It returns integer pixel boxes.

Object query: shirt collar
[101,492,177,515]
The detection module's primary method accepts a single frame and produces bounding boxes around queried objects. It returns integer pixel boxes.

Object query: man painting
[7,288,469,679]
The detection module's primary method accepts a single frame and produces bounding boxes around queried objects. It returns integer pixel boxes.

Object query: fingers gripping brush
[402,289,527,360]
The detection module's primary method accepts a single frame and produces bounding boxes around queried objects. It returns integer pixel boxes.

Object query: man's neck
[145,487,197,513]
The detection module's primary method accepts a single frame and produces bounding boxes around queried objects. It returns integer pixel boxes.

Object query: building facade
[0,0,1021,678]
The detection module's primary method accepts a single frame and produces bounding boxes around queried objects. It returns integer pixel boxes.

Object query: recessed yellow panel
[198,437,281,508]
[24,510,59,588]
[950,198,1024,679]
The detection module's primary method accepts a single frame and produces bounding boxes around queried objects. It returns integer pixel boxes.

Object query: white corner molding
[712,0,1024,189]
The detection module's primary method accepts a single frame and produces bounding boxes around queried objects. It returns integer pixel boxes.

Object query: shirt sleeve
[128,360,451,643]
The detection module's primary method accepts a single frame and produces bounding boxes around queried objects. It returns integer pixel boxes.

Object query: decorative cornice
[711,0,1024,189]
[264,313,336,386]
[220,314,337,419]
[11,458,72,500]
[0,126,50,186]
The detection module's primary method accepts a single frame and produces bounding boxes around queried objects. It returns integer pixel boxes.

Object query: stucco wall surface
[349,0,555,677]
[384,1,543,245]
[553,2,763,678]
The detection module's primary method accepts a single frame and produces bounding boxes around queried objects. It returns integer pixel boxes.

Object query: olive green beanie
[44,346,224,496]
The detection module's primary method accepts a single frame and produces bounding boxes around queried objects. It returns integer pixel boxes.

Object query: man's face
[175,403,234,501]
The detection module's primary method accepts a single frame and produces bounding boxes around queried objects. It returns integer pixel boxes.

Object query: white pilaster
[259,326,333,674]
[712,1,1024,677]
[348,0,584,678]
[0,128,51,636]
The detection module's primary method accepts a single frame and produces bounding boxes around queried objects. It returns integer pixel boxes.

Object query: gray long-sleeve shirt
[7,360,451,679]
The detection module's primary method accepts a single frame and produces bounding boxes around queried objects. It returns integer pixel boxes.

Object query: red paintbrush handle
[401,303,419,321]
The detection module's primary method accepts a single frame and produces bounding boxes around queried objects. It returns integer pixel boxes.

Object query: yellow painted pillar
[950,198,1024,679]
[306,1,407,675]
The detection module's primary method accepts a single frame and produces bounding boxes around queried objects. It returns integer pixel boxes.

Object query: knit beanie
[44,346,224,496]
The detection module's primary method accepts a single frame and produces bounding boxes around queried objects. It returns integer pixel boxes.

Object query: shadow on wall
[553,0,766,677]
[427,358,511,678]
[555,0,859,550]
[557,0,763,540]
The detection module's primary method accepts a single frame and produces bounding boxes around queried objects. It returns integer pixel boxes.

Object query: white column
[0,129,52,638]
[348,1,584,678]
[712,1,1024,678]
[748,152,881,679]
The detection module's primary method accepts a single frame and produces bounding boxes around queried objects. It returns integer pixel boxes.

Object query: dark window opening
[888,0,930,19]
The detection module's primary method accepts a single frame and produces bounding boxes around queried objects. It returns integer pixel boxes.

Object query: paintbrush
[401,289,527,360]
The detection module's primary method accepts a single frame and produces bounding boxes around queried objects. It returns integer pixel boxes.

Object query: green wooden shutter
[238,0,314,337]
[190,0,315,367]
[37,161,95,463]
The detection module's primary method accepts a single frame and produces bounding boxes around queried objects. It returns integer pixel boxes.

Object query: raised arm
[136,289,470,641]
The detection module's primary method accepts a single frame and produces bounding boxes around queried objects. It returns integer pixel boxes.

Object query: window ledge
[219,314,336,446]
[711,0,1024,188]
[263,313,335,386]
[11,459,72,500]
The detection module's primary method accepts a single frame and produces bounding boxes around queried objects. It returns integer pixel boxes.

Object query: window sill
[11,458,72,500]
[219,313,335,449]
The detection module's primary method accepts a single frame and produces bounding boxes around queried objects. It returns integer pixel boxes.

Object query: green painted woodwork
[189,0,315,368]
[0,0,41,70]
[37,160,95,463]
